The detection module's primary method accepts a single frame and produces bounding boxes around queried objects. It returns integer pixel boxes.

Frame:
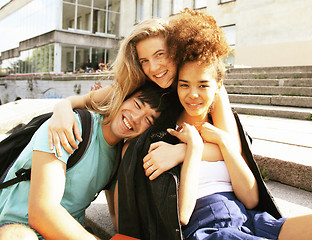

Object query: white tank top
[196,160,233,199]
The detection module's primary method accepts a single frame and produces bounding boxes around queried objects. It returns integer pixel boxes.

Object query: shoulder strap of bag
[233,111,282,219]
[0,109,93,189]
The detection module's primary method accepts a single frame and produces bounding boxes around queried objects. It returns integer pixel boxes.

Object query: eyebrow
[178,79,211,83]
[138,49,165,61]
[153,49,165,56]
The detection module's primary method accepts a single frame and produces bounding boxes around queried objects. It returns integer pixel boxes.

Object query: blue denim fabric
[183,192,286,240]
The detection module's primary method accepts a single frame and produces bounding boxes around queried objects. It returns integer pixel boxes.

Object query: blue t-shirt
[0,112,117,227]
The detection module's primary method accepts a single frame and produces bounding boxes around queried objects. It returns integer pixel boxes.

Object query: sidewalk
[0,99,311,239]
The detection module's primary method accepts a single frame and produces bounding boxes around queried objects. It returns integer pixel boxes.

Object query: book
[110,233,140,240]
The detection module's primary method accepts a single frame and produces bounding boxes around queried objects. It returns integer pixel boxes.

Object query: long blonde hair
[90,18,169,124]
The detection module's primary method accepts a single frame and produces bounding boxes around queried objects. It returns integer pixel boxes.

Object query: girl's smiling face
[136,36,177,89]
[177,61,222,124]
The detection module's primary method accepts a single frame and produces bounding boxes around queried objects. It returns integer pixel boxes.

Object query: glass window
[62,0,120,35]
[94,0,106,9]
[63,2,76,29]
[93,9,105,33]
[78,0,91,7]
[136,0,144,22]
[171,0,183,15]
[223,25,236,47]
[107,10,119,35]
[153,0,161,18]
[62,46,75,72]
[75,47,90,71]
[222,25,236,66]
[77,5,91,31]
[220,0,235,3]
[8,44,56,74]
[194,0,207,9]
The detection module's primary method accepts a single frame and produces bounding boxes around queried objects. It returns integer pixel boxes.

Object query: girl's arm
[143,141,223,180]
[167,124,204,226]
[112,141,130,232]
[211,86,241,152]
[28,151,101,240]
[197,122,259,209]
[48,85,112,156]
[105,189,117,230]
[142,87,235,181]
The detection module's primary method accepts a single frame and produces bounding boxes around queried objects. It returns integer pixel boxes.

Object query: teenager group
[0,8,311,240]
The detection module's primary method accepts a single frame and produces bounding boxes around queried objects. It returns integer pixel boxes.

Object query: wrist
[188,138,204,151]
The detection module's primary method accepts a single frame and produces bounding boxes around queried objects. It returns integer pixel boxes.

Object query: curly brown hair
[168,8,231,68]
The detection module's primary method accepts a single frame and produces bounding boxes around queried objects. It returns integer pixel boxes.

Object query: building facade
[1,0,312,75]
[0,0,121,74]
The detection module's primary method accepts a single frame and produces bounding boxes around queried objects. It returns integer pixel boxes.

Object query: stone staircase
[224,66,312,120]
[223,66,312,195]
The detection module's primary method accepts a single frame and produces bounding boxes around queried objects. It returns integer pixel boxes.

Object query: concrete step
[224,78,312,87]
[226,85,312,97]
[238,114,312,192]
[227,66,312,74]
[226,72,312,79]
[229,94,312,108]
[231,103,312,120]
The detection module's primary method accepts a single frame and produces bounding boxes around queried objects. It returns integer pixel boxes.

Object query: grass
[254,74,268,79]
[261,165,270,182]
[305,114,312,121]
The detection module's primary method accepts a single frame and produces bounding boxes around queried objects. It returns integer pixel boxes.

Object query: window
[62,0,120,35]
[136,0,144,22]
[220,0,235,4]
[222,24,236,65]
[62,2,75,29]
[152,0,161,18]
[171,0,183,15]
[2,44,56,74]
[194,0,207,9]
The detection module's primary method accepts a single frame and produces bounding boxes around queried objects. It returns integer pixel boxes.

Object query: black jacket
[118,112,282,240]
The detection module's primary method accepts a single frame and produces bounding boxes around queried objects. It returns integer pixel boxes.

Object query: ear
[216,79,223,92]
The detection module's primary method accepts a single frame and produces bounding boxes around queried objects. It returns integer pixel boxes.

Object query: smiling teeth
[155,71,166,78]
[123,117,133,130]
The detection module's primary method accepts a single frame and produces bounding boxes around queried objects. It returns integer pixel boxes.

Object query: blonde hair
[90,18,169,124]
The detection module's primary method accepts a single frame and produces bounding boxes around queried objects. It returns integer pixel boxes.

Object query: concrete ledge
[255,155,312,192]
[224,78,312,87]
[227,72,312,79]
[232,103,312,120]
[227,66,312,74]
[226,85,312,97]
[229,94,312,108]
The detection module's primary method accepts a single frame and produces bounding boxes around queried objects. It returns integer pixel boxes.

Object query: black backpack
[0,109,93,189]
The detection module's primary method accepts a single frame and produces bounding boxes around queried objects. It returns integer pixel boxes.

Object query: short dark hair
[126,81,170,113]
[126,81,182,127]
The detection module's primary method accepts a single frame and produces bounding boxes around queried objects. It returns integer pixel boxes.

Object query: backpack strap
[0,109,93,189]
[67,109,93,169]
